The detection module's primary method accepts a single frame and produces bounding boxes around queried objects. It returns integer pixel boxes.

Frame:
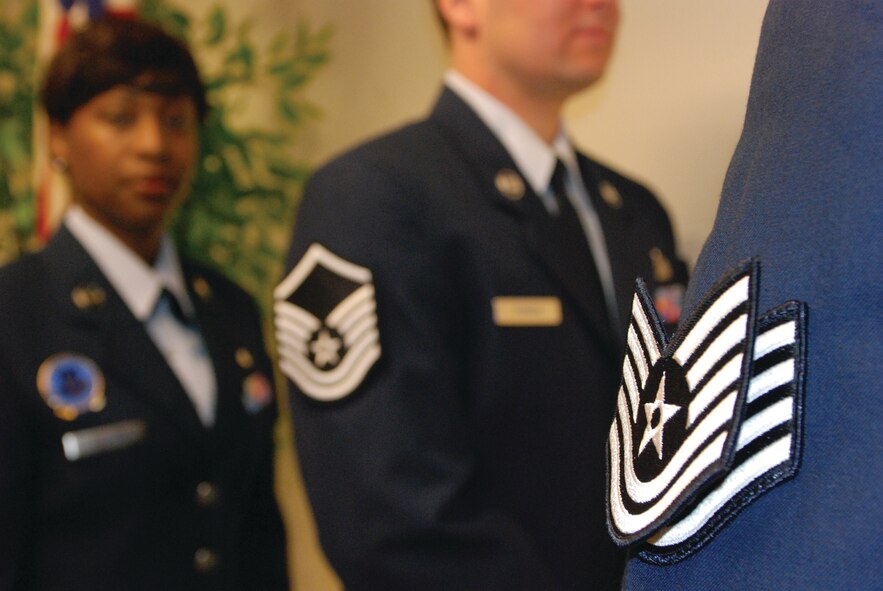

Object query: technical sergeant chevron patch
[607,259,806,563]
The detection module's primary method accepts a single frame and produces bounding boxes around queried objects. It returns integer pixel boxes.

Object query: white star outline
[638,372,682,460]
[309,328,343,368]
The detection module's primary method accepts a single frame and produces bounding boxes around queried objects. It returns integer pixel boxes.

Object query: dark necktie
[549,160,611,335]
[160,288,195,328]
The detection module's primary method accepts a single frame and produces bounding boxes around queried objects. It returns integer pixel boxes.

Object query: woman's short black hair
[41,16,208,124]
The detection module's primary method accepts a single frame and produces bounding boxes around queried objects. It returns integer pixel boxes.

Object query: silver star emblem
[639,373,682,460]
[310,329,342,368]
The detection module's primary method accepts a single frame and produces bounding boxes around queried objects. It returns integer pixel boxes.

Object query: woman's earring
[51,157,68,172]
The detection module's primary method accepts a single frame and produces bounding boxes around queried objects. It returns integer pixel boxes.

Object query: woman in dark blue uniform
[0,17,288,590]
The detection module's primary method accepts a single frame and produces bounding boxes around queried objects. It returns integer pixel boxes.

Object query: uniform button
[194,547,219,573]
[195,481,219,507]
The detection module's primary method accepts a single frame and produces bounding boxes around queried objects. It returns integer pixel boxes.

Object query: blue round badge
[37,353,106,421]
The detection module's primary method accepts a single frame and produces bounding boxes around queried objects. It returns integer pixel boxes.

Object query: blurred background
[0,1,770,588]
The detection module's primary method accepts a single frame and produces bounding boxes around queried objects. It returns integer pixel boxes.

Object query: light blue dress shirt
[444,70,618,323]
[65,205,217,427]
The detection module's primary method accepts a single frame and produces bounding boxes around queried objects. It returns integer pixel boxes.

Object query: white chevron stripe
[610,422,728,536]
[333,299,376,337]
[747,360,794,403]
[279,330,380,400]
[685,314,747,390]
[643,315,799,551]
[649,434,791,547]
[328,284,376,328]
[620,390,737,504]
[628,325,650,386]
[275,242,372,299]
[688,354,743,425]
[623,357,641,422]
[674,275,749,366]
[753,320,796,359]
[736,397,793,450]
[274,301,321,334]
[276,332,309,356]
[343,314,378,348]
[633,294,661,367]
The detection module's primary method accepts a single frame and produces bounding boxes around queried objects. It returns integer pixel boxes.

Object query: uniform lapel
[44,227,209,443]
[184,265,245,447]
[576,157,637,340]
[430,88,617,350]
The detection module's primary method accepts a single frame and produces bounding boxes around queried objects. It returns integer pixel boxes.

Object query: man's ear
[48,122,70,167]
[436,0,481,38]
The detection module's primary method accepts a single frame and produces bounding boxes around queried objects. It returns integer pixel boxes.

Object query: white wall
[569,0,770,262]
[286,0,447,162]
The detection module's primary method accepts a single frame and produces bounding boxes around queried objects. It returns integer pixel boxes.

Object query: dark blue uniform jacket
[281,88,686,590]
[0,227,289,591]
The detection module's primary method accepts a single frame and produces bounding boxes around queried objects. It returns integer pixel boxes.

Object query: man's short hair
[41,16,208,124]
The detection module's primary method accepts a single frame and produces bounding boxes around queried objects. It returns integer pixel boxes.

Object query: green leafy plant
[0,0,39,263]
[142,0,332,311]
[0,0,330,310]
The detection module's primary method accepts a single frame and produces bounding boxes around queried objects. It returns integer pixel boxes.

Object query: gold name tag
[492,296,562,327]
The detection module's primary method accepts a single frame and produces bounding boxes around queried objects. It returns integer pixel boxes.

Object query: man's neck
[453,63,565,144]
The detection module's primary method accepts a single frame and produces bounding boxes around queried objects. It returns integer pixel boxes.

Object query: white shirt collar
[444,69,578,194]
[64,205,193,321]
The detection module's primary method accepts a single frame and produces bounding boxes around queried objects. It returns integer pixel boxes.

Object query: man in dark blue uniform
[276,1,686,588]
[607,1,882,588]
[0,18,288,590]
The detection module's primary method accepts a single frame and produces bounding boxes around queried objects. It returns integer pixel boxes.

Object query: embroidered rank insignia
[607,259,807,564]
[274,243,381,402]
[37,353,106,421]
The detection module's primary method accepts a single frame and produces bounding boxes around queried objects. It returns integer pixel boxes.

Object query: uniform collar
[444,69,578,196]
[64,205,193,321]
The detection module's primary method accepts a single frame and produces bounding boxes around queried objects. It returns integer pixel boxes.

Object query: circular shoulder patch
[37,353,106,421]
[274,243,381,402]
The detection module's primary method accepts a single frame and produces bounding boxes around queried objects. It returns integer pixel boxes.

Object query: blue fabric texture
[625,1,883,588]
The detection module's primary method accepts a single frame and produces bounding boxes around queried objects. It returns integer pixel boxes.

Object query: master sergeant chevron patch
[274,243,381,402]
